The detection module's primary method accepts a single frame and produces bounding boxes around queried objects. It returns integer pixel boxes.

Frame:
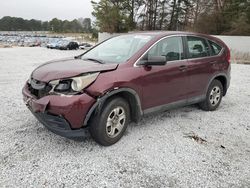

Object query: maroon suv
[22,31,231,146]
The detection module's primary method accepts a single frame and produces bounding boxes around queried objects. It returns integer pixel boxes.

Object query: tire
[199,79,223,111]
[89,97,130,146]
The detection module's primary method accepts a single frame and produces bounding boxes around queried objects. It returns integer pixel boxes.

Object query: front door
[139,36,189,110]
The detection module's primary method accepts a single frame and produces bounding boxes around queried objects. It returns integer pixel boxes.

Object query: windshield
[81,34,153,64]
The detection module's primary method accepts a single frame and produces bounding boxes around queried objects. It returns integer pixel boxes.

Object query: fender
[83,87,143,126]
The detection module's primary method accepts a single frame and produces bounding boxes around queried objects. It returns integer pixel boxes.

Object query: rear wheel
[199,79,223,111]
[89,97,130,146]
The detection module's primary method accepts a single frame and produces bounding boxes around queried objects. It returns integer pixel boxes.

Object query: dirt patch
[184,132,207,144]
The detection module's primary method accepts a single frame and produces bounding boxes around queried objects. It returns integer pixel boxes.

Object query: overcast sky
[0,0,94,21]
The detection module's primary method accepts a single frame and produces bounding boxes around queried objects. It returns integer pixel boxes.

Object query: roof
[127,30,225,45]
[129,30,207,37]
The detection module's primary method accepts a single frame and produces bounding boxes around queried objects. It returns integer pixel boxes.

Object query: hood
[31,57,118,82]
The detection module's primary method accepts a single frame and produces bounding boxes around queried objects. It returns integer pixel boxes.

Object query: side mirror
[138,56,167,66]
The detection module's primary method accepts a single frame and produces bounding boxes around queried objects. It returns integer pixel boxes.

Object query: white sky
[0,0,95,21]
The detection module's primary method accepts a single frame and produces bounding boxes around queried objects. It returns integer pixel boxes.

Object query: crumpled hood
[31,57,118,82]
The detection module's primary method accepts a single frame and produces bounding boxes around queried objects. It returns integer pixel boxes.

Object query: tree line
[0,16,92,33]
[0,0,249,35]
[92,0,250,35]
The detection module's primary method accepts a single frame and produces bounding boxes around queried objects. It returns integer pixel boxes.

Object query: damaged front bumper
[30,111,89,139]
[22,83,96,139]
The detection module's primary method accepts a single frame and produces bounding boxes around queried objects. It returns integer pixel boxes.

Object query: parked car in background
[22,31,231,146]
[79,42,90,47]
[46,41,59,49]
[53,40,66,49]
[0,33,69,48]
[59,41,79,50]
[79,43,93,50]
[27,39,41,47]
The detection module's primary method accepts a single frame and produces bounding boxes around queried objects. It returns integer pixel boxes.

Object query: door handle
[179,65,188,71]
[209,61,217,65]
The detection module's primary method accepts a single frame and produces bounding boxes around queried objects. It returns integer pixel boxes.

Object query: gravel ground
[0,47,250,188]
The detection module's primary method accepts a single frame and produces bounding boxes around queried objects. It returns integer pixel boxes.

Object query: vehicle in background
[27,39,41,47]
[46,41,59,49]
[59,41,79,50]
[79,42,90,47]
[0,34,92,49]
[79,43,93,50]
[53,40,66,49]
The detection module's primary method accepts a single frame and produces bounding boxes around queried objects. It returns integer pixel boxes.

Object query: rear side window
[187,36,209,59]
[208,40,222,55]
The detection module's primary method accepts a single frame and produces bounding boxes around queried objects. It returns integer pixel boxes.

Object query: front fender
[83,87,143,126]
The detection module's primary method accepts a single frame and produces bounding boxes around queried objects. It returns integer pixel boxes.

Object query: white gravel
[0,47,250,188]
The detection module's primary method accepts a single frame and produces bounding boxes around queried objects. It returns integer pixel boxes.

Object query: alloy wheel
[106,106,126,138]
[209,86,221,106]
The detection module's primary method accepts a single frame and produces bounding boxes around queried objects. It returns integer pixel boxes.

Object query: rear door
[140,36,189,110]
[184,36,215,98]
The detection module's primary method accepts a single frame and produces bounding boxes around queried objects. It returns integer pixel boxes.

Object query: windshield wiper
[83,58,105,64]
[74,55,81,59]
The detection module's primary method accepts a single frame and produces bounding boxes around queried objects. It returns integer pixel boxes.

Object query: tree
[222,0,250,35]
[168,0,192,31]
[42,21,50,31]
[49,18,63,32]
[91,0,130,33]
[229,13,250,35]
[82,18,92,32]
[0,16,87,33]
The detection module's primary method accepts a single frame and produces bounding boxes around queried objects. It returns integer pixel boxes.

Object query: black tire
[89,97,130,146]
[199,79,223,111]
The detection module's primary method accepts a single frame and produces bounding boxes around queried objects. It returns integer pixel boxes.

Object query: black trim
[182,36,189,60]
[205,38,212,56]
[143,95,205,115]
[29,109,88,139]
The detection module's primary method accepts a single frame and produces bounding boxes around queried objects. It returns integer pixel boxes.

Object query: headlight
[49,72,99,94]
[71,72,99,92]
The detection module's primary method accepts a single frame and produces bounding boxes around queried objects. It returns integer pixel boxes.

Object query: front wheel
[89,97,130,146]
[199,79,223,111]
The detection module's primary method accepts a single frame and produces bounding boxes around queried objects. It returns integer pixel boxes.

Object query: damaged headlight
[49,72,99,94]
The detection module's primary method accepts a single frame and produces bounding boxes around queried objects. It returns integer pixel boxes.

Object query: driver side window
[147,36,184,61]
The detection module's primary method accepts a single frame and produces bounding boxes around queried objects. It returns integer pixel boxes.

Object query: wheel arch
[207,74,228,96]
[83,88,143,126]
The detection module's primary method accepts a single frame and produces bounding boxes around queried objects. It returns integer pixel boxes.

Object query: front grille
[28,78,52,98]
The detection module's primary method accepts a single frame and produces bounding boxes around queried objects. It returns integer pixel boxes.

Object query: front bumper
[30,110,89,139]
[22,82,96,138]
